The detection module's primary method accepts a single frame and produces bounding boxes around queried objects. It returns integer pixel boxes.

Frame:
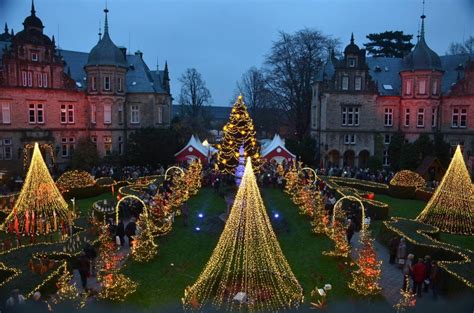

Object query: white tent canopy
[260,134,295,158]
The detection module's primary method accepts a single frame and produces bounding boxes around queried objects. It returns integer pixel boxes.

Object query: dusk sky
[1,0,473,106]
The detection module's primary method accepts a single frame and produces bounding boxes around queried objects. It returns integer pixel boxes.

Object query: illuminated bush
[56,170,95,193]
[389,170,425,199]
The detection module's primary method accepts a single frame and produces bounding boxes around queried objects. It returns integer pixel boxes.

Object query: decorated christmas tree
[168,173,190,213]
[416,145,474,234]
[184,160,202,196]
[311,191,328,234]
[131,212,158,263]
[394,276,416,312]
[284,161,299,195]
[216,95,261,175]
[183,158,303,311]
[96,225,137,301]
[1,142,73,235]
[323,206,350,258]
[348,230,382,296]
[51,267,80,305]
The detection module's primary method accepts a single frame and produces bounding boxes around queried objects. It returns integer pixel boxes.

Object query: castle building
[311,15,473,170]
[0,3,172,174]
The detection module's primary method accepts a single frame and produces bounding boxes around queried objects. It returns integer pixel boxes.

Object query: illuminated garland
[216,95,262,175]
[56,170,96,193]
[22,142,55,169]
[323,205,350,258]
[183,158,303,311]
[1,143,74,235]
[51,266,80,305]
[389,170,425,188]
[416,145,474,235]
[347,230,382,296]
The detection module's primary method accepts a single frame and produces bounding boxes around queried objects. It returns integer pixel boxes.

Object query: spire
[52,35,55,46]
[98,22,102,41]
[103,6,109,36]
[31,0,36,16]
[10,29,14,36]
[420,0,426,41]
[3,22,7,34]
[350,32,354,44]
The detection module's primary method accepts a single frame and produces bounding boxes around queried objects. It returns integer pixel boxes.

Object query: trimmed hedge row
[379,217,474,294]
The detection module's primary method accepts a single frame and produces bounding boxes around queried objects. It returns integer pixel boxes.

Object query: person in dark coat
[423,255,432,292]
[412,258,426,297]
[83,243,97,277]
[388,236,400,264]
[346,219,355,244]
[125,218,137,247]
[78,251,90,291]
[116,219,125,246]
[430,261,440,300]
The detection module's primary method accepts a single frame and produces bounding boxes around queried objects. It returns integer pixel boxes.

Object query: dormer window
[419,79,427,95]
[91,76,97,91]
[432,79,438,95]
[31,52,38,62]
[117,77,123,92]
[104,76,111,91]
[348,57,356,67]
[405,79,412,95]
[355,76,362,91]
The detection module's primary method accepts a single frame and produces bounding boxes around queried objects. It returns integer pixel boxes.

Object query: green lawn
[121,187,390,311]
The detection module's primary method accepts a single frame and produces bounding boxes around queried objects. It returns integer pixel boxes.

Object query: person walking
[402,253,414,291]
[125,218,137,248]
[116,219,125,247]
[412,258,426,297]
[84,243,97,277]
[346,219,355,245]
[388,236,400,264]
[78,251,90,291]
[423,255,432,292]
[5,289,25,312]
[397,238,407,268]
[430,260,440,300]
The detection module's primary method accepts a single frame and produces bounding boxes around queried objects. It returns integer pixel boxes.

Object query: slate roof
[172,105,231,120]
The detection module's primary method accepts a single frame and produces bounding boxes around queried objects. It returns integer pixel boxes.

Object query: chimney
[134,50,143,59]
[118,46,127,59]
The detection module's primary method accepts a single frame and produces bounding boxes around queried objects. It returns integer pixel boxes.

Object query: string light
[322,205,350,258]
[347,230,382,296]
[216,95,262,175]
[131,212,158,263]
[394,276,416,312]
[56,170,96,193]
[416,145,474,235]
[389,170,425,188]
[50,266,80,305]
[183,158,303,311]
[1,142,73,235]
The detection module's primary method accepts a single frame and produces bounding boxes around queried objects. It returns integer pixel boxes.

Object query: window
[91,104,96,124]
[348,57,356,67]
[28,72,32,87]
[118,136,123,155]
[384,134,391,145]
[417,108,425,127]
[419,79,426,95]
[2,104,11,124]
[29,104,44,124]
[157,106,163,124]
[460,109,467,128]
[104,104,111,124]
[104,136,112,156]
[37,73,42,87]
[432,79,438,95]
[355,76,362,91]
[61,137,75,157]
[344,134,356,145]
[0,139,12,160]
[42,73,48,88]
[131,105,140,124]
[22,71,27,86]
[91,76,97,91]
[383,150,389,166]
[342,76,349,90]
[104,76,111,91]
[60,104,74,124]
[117,77,123,92]
[404,108,410,127]
[342,107,359,126]
[384,108,393,127]
[31,52,38,61]
[405,80,412,95]
[431,108,437,128]
[118,104,124,124]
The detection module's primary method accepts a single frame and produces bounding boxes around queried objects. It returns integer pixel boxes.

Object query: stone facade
[311,26,474,170]
[0,4,172,174]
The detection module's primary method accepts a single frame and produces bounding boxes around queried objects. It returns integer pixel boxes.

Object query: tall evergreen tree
[216,95,261,175]
[364,31,414,58]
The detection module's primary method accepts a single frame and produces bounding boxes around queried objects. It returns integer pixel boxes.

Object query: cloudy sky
[1,0,473,105]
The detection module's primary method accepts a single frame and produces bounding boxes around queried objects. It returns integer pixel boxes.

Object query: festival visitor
[346,219,355,244]
[423,255,432,292]
[388,236,400,264]
[78,251,90,291]
[116,220,125,247]
[402,253,414,291]
[430,260,441,300]
[5,289,25,312]
[125,218,137,247]
[397,238,407,268]
[84,243,97,277]
[412,257,427,297]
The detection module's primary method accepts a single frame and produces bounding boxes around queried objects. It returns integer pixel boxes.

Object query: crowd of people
[389,236,441,299]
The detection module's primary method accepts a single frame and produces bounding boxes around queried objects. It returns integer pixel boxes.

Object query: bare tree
[236,67,268,116]
[447,36,474,55]
[264,28,339,140]
[178,68,212,117]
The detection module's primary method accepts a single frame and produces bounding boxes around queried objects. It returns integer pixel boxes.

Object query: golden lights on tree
[56,170,96,193]
[416,145,474,235]
[389,170,425,188]
[131,212,158,263]
[216,95,262,175]
[323,204,350,258]
[284,161,299,195]
[184,160,203,196]
[51,267,80,305]
[183,158,303,312]
[347,230,382,296]
[394,276,416,313]
[311,192,328,235]
[1,142,73,236]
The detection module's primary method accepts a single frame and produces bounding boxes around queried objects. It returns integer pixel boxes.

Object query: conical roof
[416,145,474,234]
[402,15,442,71]
[86,8,127,68]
